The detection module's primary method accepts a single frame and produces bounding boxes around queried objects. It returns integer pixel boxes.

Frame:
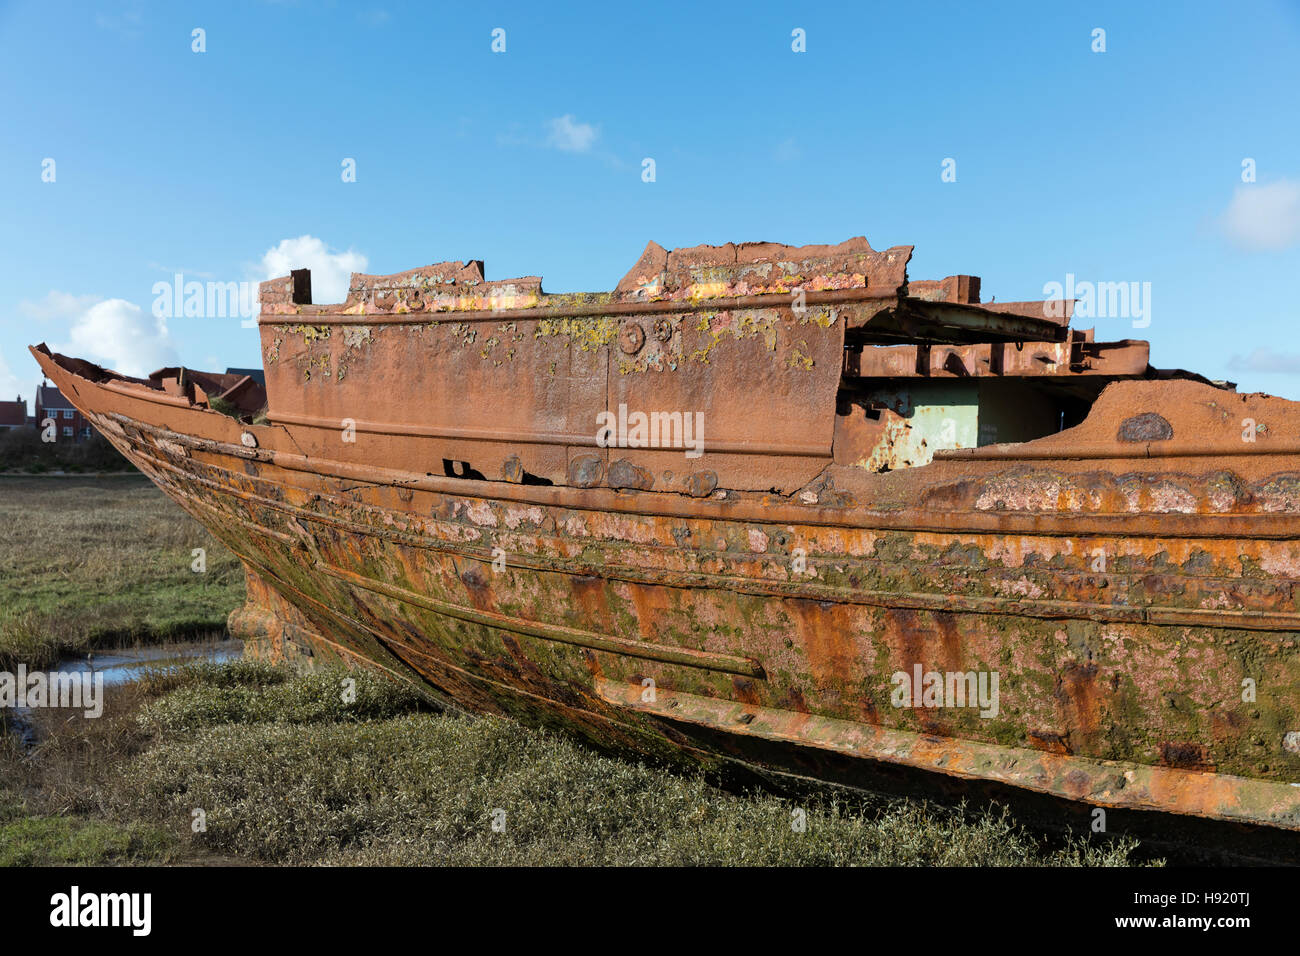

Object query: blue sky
[2,0,1299,413]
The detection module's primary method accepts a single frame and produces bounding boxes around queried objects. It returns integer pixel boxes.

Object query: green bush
[136,667,424,734]
[0,427,131,473]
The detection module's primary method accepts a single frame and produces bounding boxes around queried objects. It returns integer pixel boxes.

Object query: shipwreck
[31,236,1300,834]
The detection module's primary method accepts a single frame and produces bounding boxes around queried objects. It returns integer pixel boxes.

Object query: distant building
[36,382,91,441]
[225,367,266,387]
[0,396,25,431]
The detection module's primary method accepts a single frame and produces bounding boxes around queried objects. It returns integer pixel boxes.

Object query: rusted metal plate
[846,335,1150,379]
[907,274,983,304]
[26,233,1300,833]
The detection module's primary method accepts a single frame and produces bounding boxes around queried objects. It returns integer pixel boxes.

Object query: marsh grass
[0,475,244,669]
[89,661,1146,867]
[0,660,1152,866]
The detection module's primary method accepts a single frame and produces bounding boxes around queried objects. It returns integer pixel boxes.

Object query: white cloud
[1222,179,1300,250]
[94,6,143,39]
[773,137,801,163]
[260,235,367,304]
[18,290,178,378]
[1227,348,1300,375]
[55,298,179,378]
[19,291,101,323]
[14,237,366,384]
[146,262,214,279]
[546,114,598,153]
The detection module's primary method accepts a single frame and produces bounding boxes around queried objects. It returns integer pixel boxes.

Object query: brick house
[36,383,91,441]
[0,396,25,432]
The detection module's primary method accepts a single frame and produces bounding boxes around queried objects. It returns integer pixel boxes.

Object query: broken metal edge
[594,679,1300,831]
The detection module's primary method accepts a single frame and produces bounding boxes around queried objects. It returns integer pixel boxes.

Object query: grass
[0,475,244,670]
[0,791,175,866]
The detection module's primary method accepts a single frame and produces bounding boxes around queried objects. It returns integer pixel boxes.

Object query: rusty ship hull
[31,236,1300,833]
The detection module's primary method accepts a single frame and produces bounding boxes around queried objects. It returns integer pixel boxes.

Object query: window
[62,426,73,437]
[62,409,73,419]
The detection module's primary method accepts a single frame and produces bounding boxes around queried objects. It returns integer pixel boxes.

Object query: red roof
[0,400,26,427]
[37,384,73,411]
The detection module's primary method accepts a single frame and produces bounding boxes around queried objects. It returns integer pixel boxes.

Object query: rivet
[618,321,646,355]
